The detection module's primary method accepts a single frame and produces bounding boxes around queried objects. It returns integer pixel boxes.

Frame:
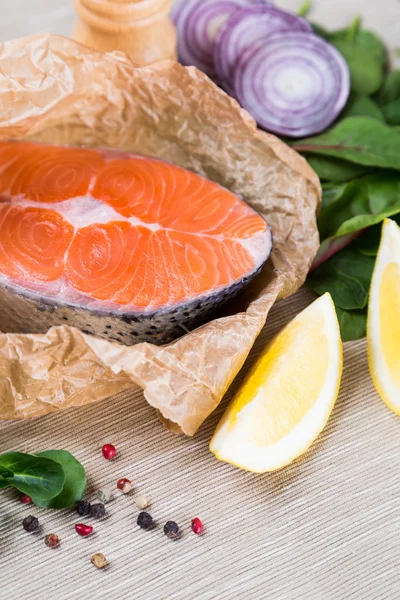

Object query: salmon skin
[0,141,272,344]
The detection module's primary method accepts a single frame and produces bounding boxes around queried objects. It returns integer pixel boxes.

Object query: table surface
[1,2,400,600]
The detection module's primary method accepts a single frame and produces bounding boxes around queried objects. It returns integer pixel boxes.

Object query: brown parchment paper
[0,34,321,435]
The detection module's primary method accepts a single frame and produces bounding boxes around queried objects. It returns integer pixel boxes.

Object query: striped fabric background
[2,287,400,599]
[1,1,400,598]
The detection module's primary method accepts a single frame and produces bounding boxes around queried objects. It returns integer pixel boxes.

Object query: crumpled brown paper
[0,34,321,435]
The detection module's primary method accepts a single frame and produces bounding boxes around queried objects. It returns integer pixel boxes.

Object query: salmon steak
[0,141,272,344]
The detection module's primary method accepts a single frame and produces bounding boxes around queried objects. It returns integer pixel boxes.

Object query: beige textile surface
[1,1,400,599]
[3,287,400,600]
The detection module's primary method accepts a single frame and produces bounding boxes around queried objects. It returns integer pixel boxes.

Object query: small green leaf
[0,465,14,479]
[341,93,384,121]
[0,453,65,502]
[297,0,312,17]
[35,450,86,509]
[335,307,367,341]
[382,99,400,125]
[307,155,369,182]
[307,245,375,310]
[318,172,400,240]
[293,117,400,170]
[376,70,400,106]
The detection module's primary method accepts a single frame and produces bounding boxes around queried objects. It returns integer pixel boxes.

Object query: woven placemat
[1,287,398,600]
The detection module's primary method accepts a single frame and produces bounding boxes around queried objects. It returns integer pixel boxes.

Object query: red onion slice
[172,0,273,78]
[214,6,311,95]
[233,31,350,138]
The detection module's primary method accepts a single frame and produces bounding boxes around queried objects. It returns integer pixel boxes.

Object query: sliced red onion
[172,0,273,78]
[233,31,350,138]
[214,6,311,95]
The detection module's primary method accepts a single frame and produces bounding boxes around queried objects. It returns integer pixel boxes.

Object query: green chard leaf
[307,155,369,182]
[341,93,384,121]
[375,70,400,106]
[335,307,367,341]
[0,452,65,502]
[382,99,400,125]
[318,172,400,240]
[293,117,400,170]
[35,450,86,509]
[307,244,375,311]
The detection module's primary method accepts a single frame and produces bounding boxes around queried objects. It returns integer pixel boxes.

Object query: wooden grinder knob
[73,0,177,66]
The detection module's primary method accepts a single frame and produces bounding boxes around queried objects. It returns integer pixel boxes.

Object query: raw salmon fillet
[0,141,272,344]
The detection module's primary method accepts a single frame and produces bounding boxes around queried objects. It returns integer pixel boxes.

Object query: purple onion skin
[214,6,311,96]
[172,0,273,78]
[233,31,350,138]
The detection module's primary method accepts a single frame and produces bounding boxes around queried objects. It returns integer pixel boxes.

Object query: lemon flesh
[368,219,400,413]
[210,293,342,473]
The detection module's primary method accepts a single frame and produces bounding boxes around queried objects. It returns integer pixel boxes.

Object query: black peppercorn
[23,515,39,533]
[90,503,106,519]
[137,511,154,530]
[76,500,91,517]
[164,521,181,540]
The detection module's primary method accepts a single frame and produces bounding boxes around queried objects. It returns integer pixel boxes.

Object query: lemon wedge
[210,293,343,473]
[368,218,400,414]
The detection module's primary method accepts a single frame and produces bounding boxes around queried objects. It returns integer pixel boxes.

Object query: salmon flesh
[0,141,272,344]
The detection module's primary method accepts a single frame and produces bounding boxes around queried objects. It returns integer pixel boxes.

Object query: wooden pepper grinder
[73,0,177,66]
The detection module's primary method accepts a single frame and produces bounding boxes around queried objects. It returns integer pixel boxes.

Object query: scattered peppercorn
[22,515,39,533]
[90,503,106,519]
[76,500,91,517]
[75,523,94,537]
[97,487,112,504]
[20,493,32,504]
[137,511,154,530]
[117,478,132,494]
[191,517,203,535]
[91,552,108,569]
[45,533,60,548]
[102,444,117,460]
[135,495,150,510]
[164,521,181,540]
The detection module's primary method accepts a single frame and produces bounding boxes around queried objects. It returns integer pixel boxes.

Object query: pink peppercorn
[20,493,32,504]
[191,517,203,535]
[75,523,93,537]
[45,533,60,548]
[102,444,117,460]
[117,478,132,494]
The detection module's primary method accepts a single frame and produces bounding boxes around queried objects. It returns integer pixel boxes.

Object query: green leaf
[0,465,14,478]
[355,225,382,256]
[382,99,400,125]
[0,452,65,502]
[293,117,400,170]
[318,172,400,240]
[297,0,312,17]
[307,155,369,182]
[376,70,400,106]
[328,29,387,95]
[310,22,330,39]
[307,245,375,310]
[35,450,86,509]
[341,93,384,121]
[336,307,367,341]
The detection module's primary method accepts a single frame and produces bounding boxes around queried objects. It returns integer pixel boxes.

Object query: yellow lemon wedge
[368,218,400,414]
[210,293,343,473]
